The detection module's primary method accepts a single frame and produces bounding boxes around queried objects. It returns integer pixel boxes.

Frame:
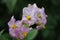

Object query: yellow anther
[22,32,27,37]
[26,15,31,20]
[12,24,17,29]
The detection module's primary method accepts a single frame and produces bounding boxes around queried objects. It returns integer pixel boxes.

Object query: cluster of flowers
[8,3,47,39]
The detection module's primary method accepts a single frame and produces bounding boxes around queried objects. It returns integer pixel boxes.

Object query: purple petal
[36,26,42,30]
[9,28,16,37]
[8,16,16,27]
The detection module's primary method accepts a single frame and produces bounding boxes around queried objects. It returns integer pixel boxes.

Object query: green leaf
[0,33,11,40]
[24,29,38,40]
[5,0,17,12]
[1,0,7,3]
[0,29,4,36]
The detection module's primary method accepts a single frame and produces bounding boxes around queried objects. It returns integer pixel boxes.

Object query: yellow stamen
[22,32,27,37]
[12,24,17,29]
[26,15,31,20]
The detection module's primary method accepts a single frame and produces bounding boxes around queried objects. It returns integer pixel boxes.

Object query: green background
[0,0,60,40]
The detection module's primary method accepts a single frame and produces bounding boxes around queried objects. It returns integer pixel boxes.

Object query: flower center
[37,13,42,18]
[12,24,17,29]
[23,23,29,27]
[22,32,27,37]
[26,15,31,20]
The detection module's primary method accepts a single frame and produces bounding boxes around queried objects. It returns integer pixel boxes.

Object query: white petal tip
[33,3,37,7]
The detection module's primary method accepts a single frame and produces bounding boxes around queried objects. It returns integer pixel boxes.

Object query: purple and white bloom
[34,6,47,30]
[8,16,21,37]
[8,16,22,29]
[9,26,31,39]
[35,7,47,25]
[8,16,32,39]
[8,16,17,29]
[22,3,47,30]
[22,4,37,25]
[9,25,31,39]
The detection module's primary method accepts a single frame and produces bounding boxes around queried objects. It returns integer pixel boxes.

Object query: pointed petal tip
[11,16,14,19]
[11,16,15,20]
[28,4,32,7]
[33,3,37,7]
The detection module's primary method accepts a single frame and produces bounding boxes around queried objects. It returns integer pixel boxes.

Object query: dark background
[0,0,60,40]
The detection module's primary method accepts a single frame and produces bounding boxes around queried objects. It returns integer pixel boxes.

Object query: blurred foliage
[0,0,60,40]
[5,0,17,12]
